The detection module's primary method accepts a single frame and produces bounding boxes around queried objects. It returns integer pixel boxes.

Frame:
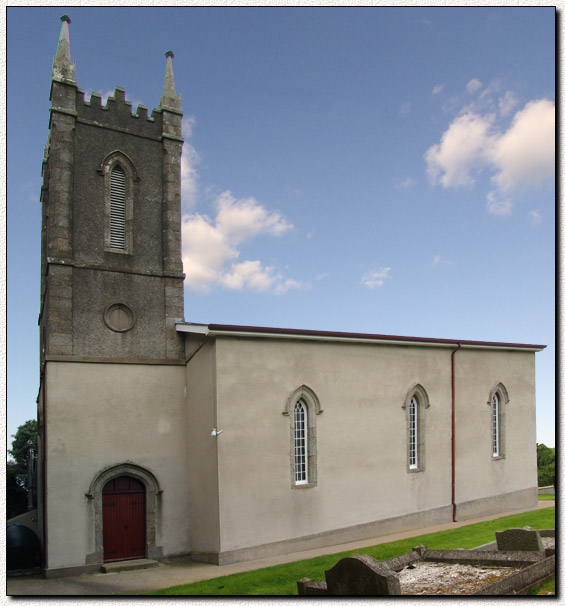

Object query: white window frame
[408,396,419,470]
[488,383,509,460]
[403,384,430,473]
[492,392,500,457]
[294,400,308,485]
[283,385,322,488]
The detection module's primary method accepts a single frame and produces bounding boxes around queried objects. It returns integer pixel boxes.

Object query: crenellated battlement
[76,86,163,139]
[50,15,181,141]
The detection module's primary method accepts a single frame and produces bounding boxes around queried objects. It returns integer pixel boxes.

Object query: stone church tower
[37,17,191,573]
[39,15,185,367]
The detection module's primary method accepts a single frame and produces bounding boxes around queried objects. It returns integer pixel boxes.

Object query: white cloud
[182,115,196,138]
[215,191,292,244]
[361,267,391,289]
[177,114,297,294]
[181,213,238,291]
[486,192,513,217]
[490,99,555,193]
[425,111,495,188]
[182,192,300,294]
[432,255,454,268]
[529,209,542,226]
[400,102,411,116]
[394,176,416,189]
[181,144,199,210]
[425,98,555,214]
[498,91,519,118]
[181,117,199,210]
[466,78,483,94]
[221,260,274,292]
[432,84,445,95]
[477,78,504,105]
[220,261,302,294]
[440,79,514,120]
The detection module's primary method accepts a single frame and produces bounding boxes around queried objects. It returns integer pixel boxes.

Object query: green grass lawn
[538,493,555,500]
[147,506,555,596]
[528,576,555,595]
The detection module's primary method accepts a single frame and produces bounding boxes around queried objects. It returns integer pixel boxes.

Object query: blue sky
[7,7,555,449]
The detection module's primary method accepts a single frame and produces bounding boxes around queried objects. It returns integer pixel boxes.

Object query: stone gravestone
[296,578,328,595]
[324,554,401,595]
[495,528,544,552]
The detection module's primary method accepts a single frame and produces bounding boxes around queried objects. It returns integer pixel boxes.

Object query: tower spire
[160,50,181,111]
[52,15,75,83]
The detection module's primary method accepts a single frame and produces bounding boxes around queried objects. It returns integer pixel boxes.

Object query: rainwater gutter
[451,343,462,522]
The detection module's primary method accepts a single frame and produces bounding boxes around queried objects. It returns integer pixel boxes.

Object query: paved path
[7,500,555,596]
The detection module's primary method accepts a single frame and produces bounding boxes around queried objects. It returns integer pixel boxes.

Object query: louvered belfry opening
[109,165,126,249]
[102,476,146,562]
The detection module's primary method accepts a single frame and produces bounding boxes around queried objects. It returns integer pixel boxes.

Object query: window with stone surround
[403,384,430,472]
[284,385,323,488]
[99,150,137,254]
[294,400,308,484]
[408,396,419,469]
[489,383,509,459]
[109,165,126,249]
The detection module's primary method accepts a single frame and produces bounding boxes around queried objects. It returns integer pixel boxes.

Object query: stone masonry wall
[42,77,185,362]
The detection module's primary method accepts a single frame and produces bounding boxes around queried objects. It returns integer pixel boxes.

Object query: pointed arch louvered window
[101,151,136,254]
[110,165,126,249]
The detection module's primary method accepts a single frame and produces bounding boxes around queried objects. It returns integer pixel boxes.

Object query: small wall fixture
[211,428,223,436]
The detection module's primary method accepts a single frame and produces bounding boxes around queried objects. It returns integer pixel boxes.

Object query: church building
[37,17,544,577]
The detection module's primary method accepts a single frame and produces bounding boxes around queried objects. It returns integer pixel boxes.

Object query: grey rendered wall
[185,336,221,558]
[212,338,538,559]
[44,362,189,571]
[453,349,538,518]
[213,337,454,555]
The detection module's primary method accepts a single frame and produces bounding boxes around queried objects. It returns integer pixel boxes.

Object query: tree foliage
[7,419,38,518]
[7,461,29,519]
[9,419,38,467]
[536,443,555,487]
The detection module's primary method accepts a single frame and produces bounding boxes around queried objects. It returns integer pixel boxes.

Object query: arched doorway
[85,464,163,566]
[102,476,146,562]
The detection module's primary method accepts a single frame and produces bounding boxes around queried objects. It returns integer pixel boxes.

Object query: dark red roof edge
[206,324,546,350]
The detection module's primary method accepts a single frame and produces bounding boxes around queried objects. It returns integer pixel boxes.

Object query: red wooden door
[102,476,146,562]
